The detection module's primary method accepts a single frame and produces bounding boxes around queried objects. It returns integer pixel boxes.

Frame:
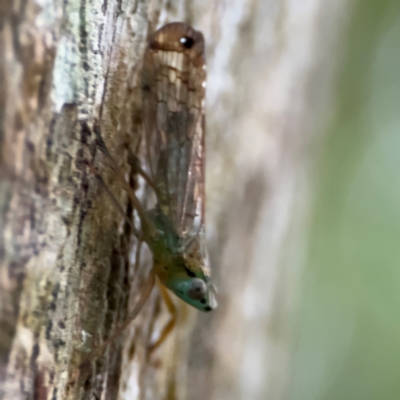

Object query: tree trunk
[0,0,346,399]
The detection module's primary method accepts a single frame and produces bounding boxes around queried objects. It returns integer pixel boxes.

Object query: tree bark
[0,0,346,399]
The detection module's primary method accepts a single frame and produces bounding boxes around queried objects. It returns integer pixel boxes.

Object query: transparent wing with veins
[142,23,206,239]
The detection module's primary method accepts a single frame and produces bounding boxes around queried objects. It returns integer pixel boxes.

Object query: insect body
[81,22,216,364]
[141,22,216,313]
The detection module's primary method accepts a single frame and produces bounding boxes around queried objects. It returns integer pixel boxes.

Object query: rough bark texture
[0,0,345,399]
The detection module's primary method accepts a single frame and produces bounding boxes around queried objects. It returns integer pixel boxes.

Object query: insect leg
[148,278,177,354]
[127,149,157,192]
[94,127,158,238]
[79,270,156,368]
[88,164,142,240]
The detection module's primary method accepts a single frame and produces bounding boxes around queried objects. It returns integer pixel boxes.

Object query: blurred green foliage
[290,1,400,399]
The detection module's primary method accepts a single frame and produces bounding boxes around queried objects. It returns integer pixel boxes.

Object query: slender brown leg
[148,279,177,354]
[79,271,156,368]
[94,127,158,238]
[88,164,142,239]
[127,149,157,192]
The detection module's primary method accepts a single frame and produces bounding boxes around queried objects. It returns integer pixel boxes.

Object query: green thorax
[141,207,217,312]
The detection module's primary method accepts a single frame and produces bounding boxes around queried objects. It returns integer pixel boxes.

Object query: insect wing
[142,22,206,238]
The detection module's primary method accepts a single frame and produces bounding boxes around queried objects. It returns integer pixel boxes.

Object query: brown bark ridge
[0,0,345,399]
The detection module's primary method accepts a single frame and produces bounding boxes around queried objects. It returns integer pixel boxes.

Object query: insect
[81,22,217,365]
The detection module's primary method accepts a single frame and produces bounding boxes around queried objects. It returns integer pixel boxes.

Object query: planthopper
[81,22,217,365]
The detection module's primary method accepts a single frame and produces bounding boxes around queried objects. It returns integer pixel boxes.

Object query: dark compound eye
[180,36,194,49]
[187,278,206,300]
[184,266,196,278]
